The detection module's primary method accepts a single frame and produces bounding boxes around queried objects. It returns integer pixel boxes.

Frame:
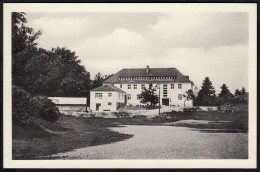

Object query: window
[127,94,131,100]
[178,84,182,89]
[108,93,112,97]
[120,84,122,88]
[178,94,182,100]
[163,84,167,97]
[137,95,141,100]
[141,84,145,90]
[134,85,137,89]
[171,84,174,89]
[128,84,131,89]
[108,102,112,105]
[95,93,102,99]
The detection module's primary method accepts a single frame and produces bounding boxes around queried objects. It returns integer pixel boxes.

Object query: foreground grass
[12,116,133,160]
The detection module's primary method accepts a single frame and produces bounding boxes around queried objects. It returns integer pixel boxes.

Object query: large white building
[90,66,194,111]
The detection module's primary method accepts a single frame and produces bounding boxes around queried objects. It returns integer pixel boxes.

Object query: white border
[3,3,257,169]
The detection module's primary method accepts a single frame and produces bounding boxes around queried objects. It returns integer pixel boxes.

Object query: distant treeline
[192,77,248,106]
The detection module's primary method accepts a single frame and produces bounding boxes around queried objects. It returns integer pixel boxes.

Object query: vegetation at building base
[138,83,159,106]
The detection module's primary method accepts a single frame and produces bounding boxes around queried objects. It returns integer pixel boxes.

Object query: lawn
[12,103,248,159]
[12,116,133,160]
[163,103,248,133]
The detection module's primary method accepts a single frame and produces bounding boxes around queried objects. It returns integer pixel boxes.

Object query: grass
[12,103,248,159]
[12,116,133,160]
[163,103,248,133]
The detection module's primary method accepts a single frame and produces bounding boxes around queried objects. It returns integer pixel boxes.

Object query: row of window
[95,92,123,99]
[95,92,112,98]
[126,94,182,100]
[122,84,182,89]
[95,92,183,100]
[119,76,176,80]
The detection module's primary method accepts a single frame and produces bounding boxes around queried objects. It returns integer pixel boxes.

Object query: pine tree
[234,87,248,104]
[194,77,216,106]
[218,84,234,105]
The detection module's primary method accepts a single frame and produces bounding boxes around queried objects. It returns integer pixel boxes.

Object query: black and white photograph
[3,3,257,168]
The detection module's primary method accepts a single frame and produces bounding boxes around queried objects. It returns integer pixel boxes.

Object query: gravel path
[50,125,248,159]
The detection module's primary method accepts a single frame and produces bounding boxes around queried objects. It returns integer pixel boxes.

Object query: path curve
[50,125,248,159]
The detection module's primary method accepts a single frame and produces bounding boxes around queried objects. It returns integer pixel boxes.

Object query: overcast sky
[26,12,249,93]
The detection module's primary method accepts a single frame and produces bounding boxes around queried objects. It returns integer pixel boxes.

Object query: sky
[26,12,249,94]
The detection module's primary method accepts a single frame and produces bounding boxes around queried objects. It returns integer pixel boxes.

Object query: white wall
[90,91,126,112]
[49,97,87,105]
[114,83,193,107]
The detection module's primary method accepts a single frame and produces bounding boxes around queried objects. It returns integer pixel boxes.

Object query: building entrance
[162,98,169,106]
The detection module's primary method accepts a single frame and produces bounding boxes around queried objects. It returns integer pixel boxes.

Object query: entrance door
[96,103,101,111]
[162,98,169,106]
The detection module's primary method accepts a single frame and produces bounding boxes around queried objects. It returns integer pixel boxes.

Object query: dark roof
[104,67,193,84]
[91,84,126,93]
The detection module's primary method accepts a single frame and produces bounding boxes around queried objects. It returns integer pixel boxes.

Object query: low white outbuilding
[90,84,127,112]
[48,97,87,112]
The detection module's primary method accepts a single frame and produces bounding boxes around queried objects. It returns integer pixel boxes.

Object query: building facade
[90,84,127,112]
[49,97,87,112]
[104,66,194,107]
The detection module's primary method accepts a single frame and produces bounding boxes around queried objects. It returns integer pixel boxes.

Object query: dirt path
[50,125,248,159]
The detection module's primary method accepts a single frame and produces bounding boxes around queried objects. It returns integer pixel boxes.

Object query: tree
[183,89,195,107]
[91,73,112,89]
[23,47,91,97]
[138,84,159,106]
[12,12,42,87]
[217,84,234,105]
[12,12,42,54]
[194,77,217,106]
[234,87,248,104]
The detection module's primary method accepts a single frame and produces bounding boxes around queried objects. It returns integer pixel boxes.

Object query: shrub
[183,107,198,112]
[12,86,32,125]
[30,96,61,122]
[12,86,61,125]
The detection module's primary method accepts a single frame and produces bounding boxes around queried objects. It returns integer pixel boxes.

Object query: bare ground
[50,125,248,159]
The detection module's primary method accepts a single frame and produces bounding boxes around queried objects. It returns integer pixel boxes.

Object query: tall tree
[12,12,42,87]
[24,47,91,97]
[12,12,41,54]
[218,84,234,105]
[194,77,217,106]
[234,87,248,104]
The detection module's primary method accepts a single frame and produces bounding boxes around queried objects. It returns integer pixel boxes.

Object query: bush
[183,107,198,112]
[12,86,32,125]
[30,96,61,122]
[12,86,61,125]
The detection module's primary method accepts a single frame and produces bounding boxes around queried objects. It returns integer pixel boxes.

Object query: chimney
[146,65,150,73]
[185,75,189,80]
